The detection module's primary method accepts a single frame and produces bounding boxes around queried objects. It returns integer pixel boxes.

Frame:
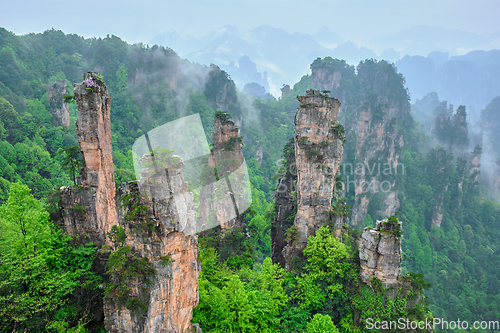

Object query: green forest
[0,27,499,332]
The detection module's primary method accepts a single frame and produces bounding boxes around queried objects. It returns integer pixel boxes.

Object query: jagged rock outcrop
[47,79,70,127]
[282,89,344,264]
[310,59,408,226]
[61,72,200,333]
[271,140,297,268]
[106,160,200,333]
[359,219,402,287]
[61,72,116,245]
[280,84,291,98]
[198,112,246,231]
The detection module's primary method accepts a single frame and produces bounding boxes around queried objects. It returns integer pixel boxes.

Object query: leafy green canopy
[0,182,101,332]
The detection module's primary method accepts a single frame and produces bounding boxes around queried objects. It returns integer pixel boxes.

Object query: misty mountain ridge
[150,24,499,101]
[399,49,500,121]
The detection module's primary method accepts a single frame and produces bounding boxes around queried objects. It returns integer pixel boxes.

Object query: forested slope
[0,27,499,332]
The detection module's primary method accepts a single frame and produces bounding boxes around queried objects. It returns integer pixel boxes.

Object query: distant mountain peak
[314,26,342,44]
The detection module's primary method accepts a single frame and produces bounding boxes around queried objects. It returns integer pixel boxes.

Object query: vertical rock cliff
[469,145,482,184]
[359,219,402,287]
[281,89,344,265]
[108,160,200,333]
[271,139,297,268]
[204,65,243,126]
[198,111,246,232]
[310,58,409,226]
[61,72,200,333]
[47,79,70,127]
[61,72,116,245]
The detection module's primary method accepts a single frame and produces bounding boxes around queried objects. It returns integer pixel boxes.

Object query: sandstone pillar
[47,79,70,127]
[283,89,344,265]
[61,72,116,245]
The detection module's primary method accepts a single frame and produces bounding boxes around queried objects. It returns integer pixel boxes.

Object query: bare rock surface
[198,112,247,231]
[282,89,344,265]
[359,219,402,287]
[47,79,70,127]
[61,72,201,333]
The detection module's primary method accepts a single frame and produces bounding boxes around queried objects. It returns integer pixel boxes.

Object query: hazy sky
[2,0,499,44]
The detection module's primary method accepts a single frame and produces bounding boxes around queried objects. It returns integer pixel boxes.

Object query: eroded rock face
[198,113,245,231]
[310,60,408,226]
[271,141,297,268]
[106,170,200,333]
[350,98,404,226]
[311,67,342,92]
[62,72,200,333]
[283,90,344,262]
[469,145,481,184]
[359,219,402,287]
[76,72,117,236]
[47,79,70,127]
[61,72,116,245]
[204,65,242,115]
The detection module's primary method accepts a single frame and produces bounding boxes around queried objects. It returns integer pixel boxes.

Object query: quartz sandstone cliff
[310,60,407,225]
[106,159,200,333]
[61,72,200,333]
[198,112,246,232]
[47,79,70,127]
[61,72,116,245]
[359,219,402,287]
[271,140,297,268]
[281,90,344,265]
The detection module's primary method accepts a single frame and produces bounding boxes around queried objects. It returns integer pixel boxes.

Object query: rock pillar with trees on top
[60,72,201,333]
[282,89,345,268]
[61,72,116,245]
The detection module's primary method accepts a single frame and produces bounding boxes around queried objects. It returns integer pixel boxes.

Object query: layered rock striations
[281,89,344,264]
[310,59,408,226]
[271,140,297,268]
[61,72,200,333]
[198,112,246,232]
[47,79,70,127]
[107,160,200,333]
[61,72,116,245]
[359,219,402,287]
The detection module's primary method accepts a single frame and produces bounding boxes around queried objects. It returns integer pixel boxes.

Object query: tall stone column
[198,111,249,232]
[61,72,116,245]
[283,89,344,266]
[75,72,117,236]
[61,72,201,332]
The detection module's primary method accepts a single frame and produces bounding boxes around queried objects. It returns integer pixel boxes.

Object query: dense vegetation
[0,27,499,332]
